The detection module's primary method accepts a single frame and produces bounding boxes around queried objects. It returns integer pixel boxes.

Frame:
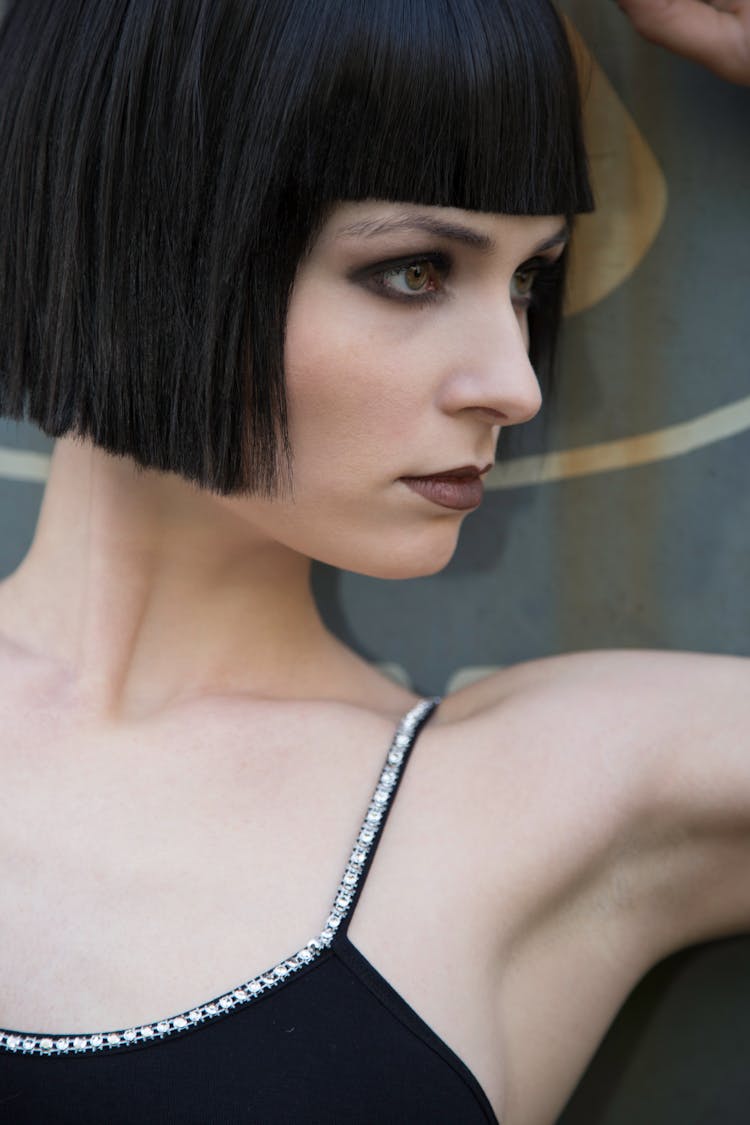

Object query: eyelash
[360,251,563,309]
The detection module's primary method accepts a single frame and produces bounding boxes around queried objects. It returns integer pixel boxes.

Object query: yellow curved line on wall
[0,447,51,483]
[487,395,750,489]
[564,21,669,316]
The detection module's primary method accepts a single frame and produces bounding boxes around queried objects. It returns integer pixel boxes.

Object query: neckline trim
[0,697,440,1057]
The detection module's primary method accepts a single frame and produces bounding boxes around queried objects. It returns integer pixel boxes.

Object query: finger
[617,0,750,84]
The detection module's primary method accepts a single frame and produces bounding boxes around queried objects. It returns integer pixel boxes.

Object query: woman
[0,2,747,1123]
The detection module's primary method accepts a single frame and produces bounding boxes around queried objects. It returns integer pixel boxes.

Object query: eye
[362,253,451,303]
[511,265,539,306]
[386,261,439,294]
[510,251,566,310]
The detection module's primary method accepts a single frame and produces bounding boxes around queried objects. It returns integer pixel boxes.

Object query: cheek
[224,289,466,577]
[283,296,429,469]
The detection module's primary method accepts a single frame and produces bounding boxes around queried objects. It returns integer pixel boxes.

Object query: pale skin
[617,0,750,85]
[0,201,749,1125]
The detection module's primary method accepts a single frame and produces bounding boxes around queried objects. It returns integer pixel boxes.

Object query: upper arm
[620,649,750,951]
[442,651,750,1120]
[455,649,750,956]
[514,648,750,955]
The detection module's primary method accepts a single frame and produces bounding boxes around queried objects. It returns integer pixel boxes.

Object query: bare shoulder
[426,651,750,1121]
[0,622,65,716]
[438,647,750,782]
[0,626,42,711]
[440,646,750,725]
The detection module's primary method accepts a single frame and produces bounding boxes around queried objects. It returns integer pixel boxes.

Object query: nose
[436,301,543,426]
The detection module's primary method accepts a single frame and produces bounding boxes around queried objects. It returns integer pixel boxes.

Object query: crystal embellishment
[0,698,437,1056]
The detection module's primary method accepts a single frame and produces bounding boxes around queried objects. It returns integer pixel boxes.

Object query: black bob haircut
[0,0,593,495]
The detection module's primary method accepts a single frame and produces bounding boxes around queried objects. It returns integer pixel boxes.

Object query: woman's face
[221,201,567,579]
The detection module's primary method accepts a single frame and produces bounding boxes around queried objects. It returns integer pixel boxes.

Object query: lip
[399,464,492,511]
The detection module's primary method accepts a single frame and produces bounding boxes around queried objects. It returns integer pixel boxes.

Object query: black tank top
[0,699,500,1124]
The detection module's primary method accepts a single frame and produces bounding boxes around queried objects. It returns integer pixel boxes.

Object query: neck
[2,438,386,722]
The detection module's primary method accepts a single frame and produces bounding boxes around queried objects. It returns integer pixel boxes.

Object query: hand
[616,0,750,85]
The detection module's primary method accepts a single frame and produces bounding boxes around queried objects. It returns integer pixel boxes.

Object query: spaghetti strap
[329,697,440,942]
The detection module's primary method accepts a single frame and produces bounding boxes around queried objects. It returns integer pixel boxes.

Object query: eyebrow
[335,213,570,256]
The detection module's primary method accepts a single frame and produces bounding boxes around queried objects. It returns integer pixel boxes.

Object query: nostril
[473,407,506,424]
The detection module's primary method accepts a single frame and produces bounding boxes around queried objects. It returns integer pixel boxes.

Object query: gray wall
[1,2,749,1121]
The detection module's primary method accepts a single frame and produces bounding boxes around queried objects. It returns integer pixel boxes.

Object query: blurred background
[1,1,749,1120]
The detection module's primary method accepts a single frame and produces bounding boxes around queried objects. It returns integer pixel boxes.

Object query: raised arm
[447,649,750,1122]
[483,648,750,952]
[618,648,750,949]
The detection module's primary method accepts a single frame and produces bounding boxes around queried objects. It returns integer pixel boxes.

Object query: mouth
[398,464,492,511]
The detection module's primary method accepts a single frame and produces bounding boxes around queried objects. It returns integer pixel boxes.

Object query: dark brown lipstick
[399,464,491,511]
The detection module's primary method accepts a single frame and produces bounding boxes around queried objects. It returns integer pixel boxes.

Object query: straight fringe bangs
[0,0,593,494]
[292,0,593,216]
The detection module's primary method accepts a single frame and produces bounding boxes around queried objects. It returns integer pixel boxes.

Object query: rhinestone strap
[0,697,438,1057]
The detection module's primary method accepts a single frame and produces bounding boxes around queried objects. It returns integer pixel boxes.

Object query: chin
[334,522,462,581]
